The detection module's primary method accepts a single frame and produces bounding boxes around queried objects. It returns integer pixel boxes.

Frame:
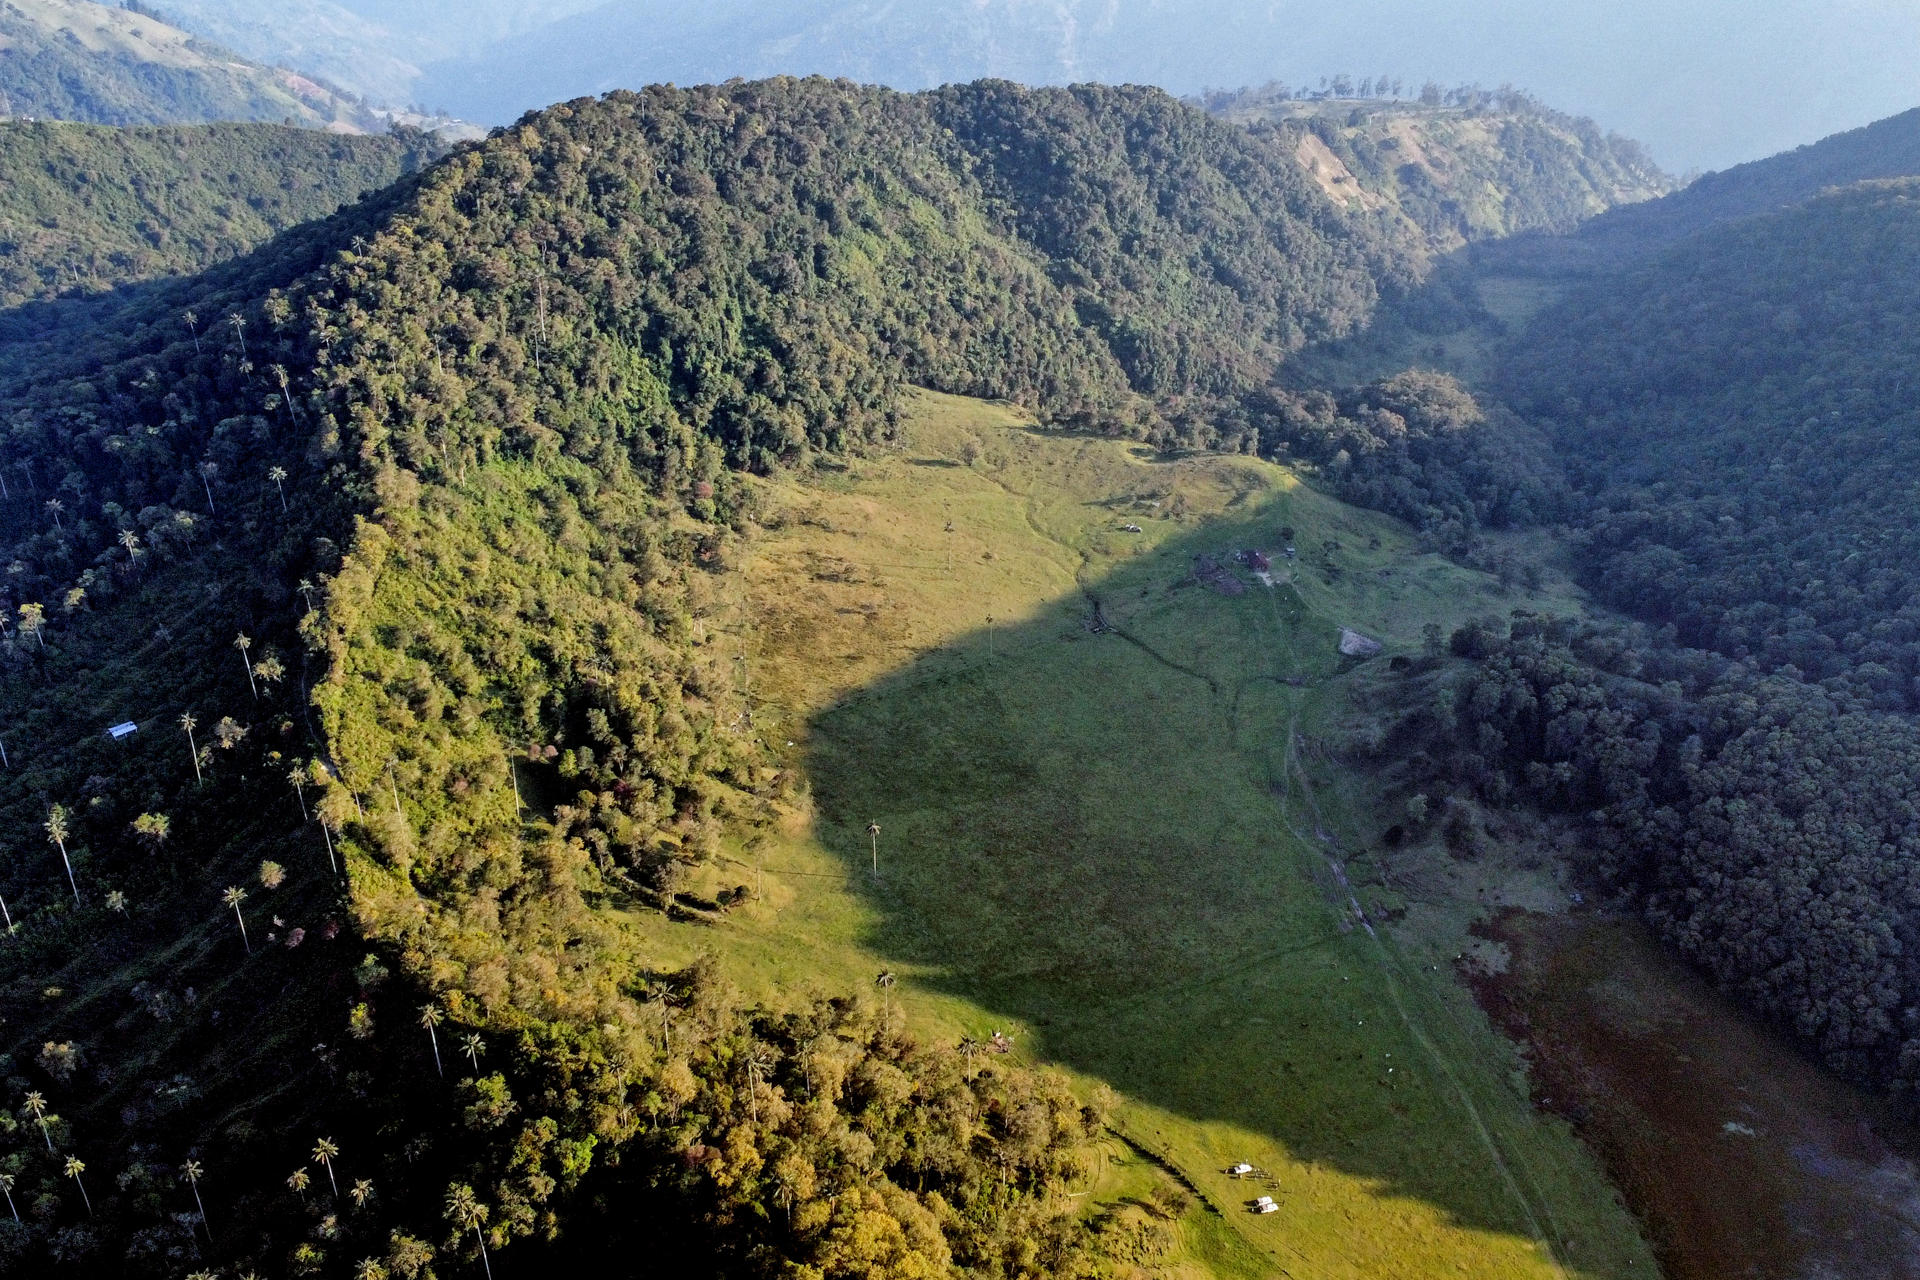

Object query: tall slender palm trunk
[55,840,76,902]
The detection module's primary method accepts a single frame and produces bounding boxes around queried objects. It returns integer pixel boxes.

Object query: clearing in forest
[624,389,1654,1279]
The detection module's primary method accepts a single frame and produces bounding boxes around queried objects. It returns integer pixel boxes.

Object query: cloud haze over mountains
[157,0,1920,171]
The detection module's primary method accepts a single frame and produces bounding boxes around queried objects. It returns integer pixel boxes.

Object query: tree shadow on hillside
[799,495,1594,1264]
[0,187,398,386]
[0,273,220,390]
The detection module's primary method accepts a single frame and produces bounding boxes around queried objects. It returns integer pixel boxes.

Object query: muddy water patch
[1471,911,1920,1280]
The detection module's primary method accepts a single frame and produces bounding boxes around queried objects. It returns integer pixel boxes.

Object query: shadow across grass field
[656,390,1657,1277]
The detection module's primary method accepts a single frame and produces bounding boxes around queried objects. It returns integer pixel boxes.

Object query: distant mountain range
[111,0,1920,172]
[0,0,476,135]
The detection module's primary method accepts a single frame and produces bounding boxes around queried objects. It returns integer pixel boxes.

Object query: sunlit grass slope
[623,390,1652,1278]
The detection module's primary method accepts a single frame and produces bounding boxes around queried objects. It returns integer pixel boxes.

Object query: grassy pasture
[623,390,1652,1278]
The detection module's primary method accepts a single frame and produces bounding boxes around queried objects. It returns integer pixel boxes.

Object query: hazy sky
[1243,0,1920,171]
[171,0,1920,172]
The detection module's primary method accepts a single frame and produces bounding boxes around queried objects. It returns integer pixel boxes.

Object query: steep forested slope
[1417,177,1920,1103]
[0,0,379,129]
[1572,105,1920,258]
[1463,103,1920,287]
[1504,178,1920,708]
[1437,616,1920,1095]
[0,119,440,306]
[0,77,1473,1276]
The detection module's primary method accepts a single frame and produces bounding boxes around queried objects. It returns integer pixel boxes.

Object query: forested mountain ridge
[1408,170,1920,1105]
[0,77,1514,1276]
[1566,103,1920,260]
[11,62,1916,1278]
[1252,98,1920,1129]
[0,119,442,307]
[1503,176,1920,708]
[1461,101,1920,288]
[0,0,381,129]
[1202,87,1672,253]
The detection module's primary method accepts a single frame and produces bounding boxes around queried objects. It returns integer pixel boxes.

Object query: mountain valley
[0,49,1916,1280]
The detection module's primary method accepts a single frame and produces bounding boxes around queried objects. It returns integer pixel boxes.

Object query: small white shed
[106,722,138,740]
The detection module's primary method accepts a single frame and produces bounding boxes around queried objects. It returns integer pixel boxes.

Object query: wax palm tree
[875,970,896,1019]
[297,577,315,610]
[745,1049,775,1124]
[318,813,339,875]
[235,632,256,699]
[312,1138,339,1197]
[289,762,310,820]
[459,1033,484,1072]
[272,368,300,427]
[771,1168,798,1226]
[0,895,13,933]
[0,1171,16,1222]
[198,460,219,514]
[349,1177,373,1210]
[180,1159,207,1236]
[131,811,169,852]
[105,890,128,918]
[223,886,251,954]
[268,465,289,512]
[867,820,881,879]
[65,1156,90,1216]
[445,1183,492,1280]
[183,309,200,353]
[24,1092,51,1150]
[180,713,202,784]
[19,602,45,652]
[44,498,62,532]
[419,1005,445,1076]
[45,803,77,903]
[226,310,245,357]
[287,1167,310,1202]
[644,981,675,1053]
[118,528,141,562]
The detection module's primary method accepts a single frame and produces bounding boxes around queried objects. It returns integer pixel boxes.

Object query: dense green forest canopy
[1431,614,1920,1092]
[1571,105,1920,260]
[1449,165,1920,1109]
[1503,178,1920,713]
[2,60,1916,1276]
[0,119,441,307]
[0,76,1483,1276]
[1465,102,1920,285]
[1258,103,1920,1126]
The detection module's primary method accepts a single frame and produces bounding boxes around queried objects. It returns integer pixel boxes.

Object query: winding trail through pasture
[988,447,1579,1274]
[1255,579,1575,1279]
